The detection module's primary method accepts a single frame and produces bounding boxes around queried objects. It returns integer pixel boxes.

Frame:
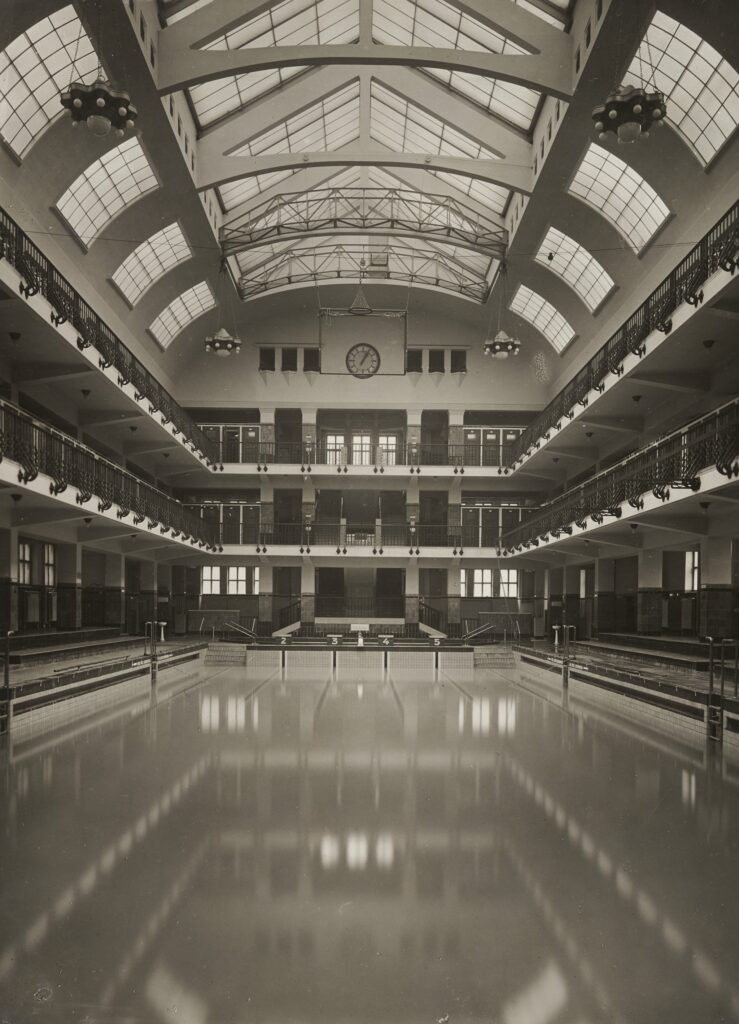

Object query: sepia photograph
[0,0,738,1020]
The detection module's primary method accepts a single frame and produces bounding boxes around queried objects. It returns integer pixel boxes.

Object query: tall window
[499,569,518,598]
[325,433,345,465]
[43,544,56,587]
[202,566,221,595]
[227,566,248,595]
[472,569,493,597]
[253,566,260,595]
[685,550,699,591]
[18,542,31,585]
[378,434,397,465]
[351,433,372,466]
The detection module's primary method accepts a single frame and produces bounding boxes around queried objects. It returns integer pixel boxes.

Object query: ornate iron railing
[0,400,217,548]
[502,398,739,550]
[0,205,218,464]
[216,440,514,470]
[510,201,739,465]
[248,521,467,553]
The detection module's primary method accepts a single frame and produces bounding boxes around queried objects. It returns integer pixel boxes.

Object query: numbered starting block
[378,634,395,647]
[326,634,343,646]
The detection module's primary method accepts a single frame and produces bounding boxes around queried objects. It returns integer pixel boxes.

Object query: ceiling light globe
[118,106,128,117]
[73,97,83,108]
[87,113,112,136]
[617,120,641,143]
[608,109,618,120]
[96,96,106,108]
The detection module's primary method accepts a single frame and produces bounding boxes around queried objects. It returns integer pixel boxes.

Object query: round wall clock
[346,343,381,378]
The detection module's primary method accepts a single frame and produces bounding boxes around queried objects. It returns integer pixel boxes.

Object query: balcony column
[405,562,419,625]
[260,481,273,541]
[301,562,315,624]
[104,553,126,632]
[260,409,275,449]
[302,480,315,526]
[56,543,82,629]
[533,568,547,638]
[563,566,580,627]
[448,567,461,625]
[139,561,158,628]
[593,558,615,637]
[158,563,172,632]
[699,537,735,638]
[448,478,461,548]
[302,408,317,464]
[548,567,563,631]
[0,528,19,632]
[258,563,273,631]
[637,550,663,634]
[448,410,464,460]
[406,411,422,464]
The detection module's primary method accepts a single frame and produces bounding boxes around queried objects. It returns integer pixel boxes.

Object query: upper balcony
[203,437,518,478]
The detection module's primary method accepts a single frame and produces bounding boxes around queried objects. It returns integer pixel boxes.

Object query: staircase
[474,646,516,670]
[205,642,247,666]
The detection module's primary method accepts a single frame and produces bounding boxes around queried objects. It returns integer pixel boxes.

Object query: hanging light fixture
[349,259,373,315]
[592,26,666,143]
[484,265,521,360]
[205,259,242,358]
[60,3,137,138]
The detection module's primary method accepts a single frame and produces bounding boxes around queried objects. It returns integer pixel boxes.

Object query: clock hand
[359,351,369,366]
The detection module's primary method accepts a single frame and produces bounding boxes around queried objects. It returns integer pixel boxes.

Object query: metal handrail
[0,205,218,464]
[223,619,258,640]
[213,439,515,469]
[509,200,738,464]
[0,398,217,548]
[503,397,739,549]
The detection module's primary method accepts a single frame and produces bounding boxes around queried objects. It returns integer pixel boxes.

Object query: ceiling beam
[159,44,572,99]
[578,415,644,435]
[629,371,712,394]
[12,363,96,387]
[79,409,144,427]
[198,149,533,196]
[635,515,709,536]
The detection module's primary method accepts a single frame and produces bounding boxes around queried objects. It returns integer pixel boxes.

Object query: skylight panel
[512,0,566,29]
[56,137,159,246]
[218,168,298,211]
[112,223,192,305]
[148,281,215,349]
[433,171,510,215]
[232,81,360,156]
[568,144,669,252]
[535,227,614,312]
[510,284,575,353]
[627,11,739,164]
[189,0,359,128]
[425,69,539,130]
[370,81,497,159]
[0,5,98,156]
[163,0,215,25]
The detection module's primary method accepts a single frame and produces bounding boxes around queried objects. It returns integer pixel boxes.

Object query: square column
[302,408,317,459]
[260,409,275,449]
[699,537,735,638]
[301,562,315,624]
[448,566,461,625]
[448,410,465,452]
[57,542,82,629]
[594,558,615,636]
[0,528,19,632]
[405,562,419,625]
[258,563,273,631]
[637,550,663,634]
[104,553,126,631]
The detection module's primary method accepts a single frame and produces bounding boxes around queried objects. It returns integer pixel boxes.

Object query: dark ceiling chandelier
[205,260,242,358]
[484,265,521,360]
[59,4,137,138]
[592,29,666,143]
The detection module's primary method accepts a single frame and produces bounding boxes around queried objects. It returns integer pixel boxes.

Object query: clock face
[346,343,381,378]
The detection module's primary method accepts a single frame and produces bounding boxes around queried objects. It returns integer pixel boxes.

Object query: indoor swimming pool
[2,655,739,1024]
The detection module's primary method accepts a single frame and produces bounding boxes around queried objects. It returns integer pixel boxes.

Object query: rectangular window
[281,347,298,371]
[596,0,603,20]
[351,433,372,466]
[579,568,587,600]
[177,114,182,137]
[259,348,276,371]
[150,42,156,67]
[303,347,321,372]
[18,541,31,586]
[533,155,538,174]
[428,349,445,373]
[556,99,561,122]
[184,134,189,154]
[191,152,195,172]
[547,119,552,141]
[169,95,174,116]
[575,47,581,73]
[450,349,467,373]
[472,569,493,598]
[325,433,345,465]
[139,13,146,40]
[406,348,423,373]
[202,566,221,595]
[253,566,260,595]
[685,550,699,591]
[378,434,397,466]
[227,566,247,595]
[43,544,56,587]
[499,569,518,598]
[585,20,592,47]
[460,568,467,598]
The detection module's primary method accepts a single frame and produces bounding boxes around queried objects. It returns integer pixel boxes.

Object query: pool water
[1,658,738,1024]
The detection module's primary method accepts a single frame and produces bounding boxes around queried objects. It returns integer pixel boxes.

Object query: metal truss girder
[220,187,507,258]
[198,150,532,195]
[158,44,573,99]
[236,242,493,303]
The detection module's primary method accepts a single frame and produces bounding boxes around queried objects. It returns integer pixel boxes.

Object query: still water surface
[1,659,738,1024]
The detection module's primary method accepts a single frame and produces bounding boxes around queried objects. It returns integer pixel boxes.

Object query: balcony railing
[510,201,739,465]
[0,205,218,465]
[0,400,217,548]
[215,440,514,470]
[249,522,468,552]
[503,398,739,550]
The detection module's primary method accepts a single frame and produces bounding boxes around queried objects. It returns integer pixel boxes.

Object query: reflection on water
[1,659,739,1024]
